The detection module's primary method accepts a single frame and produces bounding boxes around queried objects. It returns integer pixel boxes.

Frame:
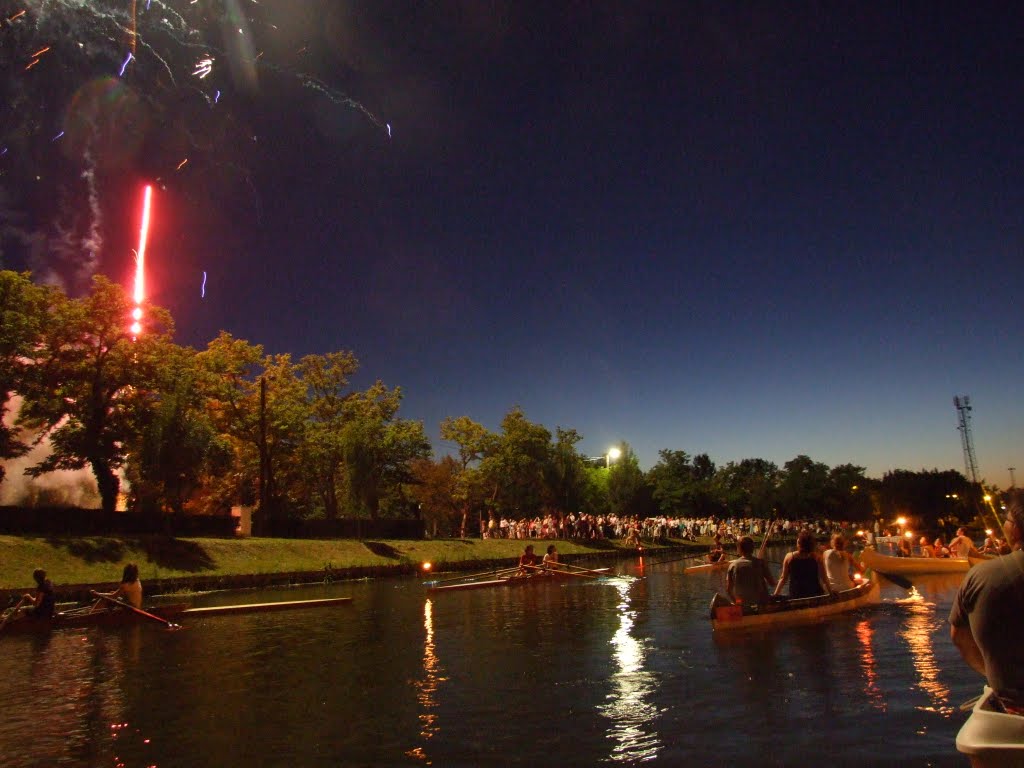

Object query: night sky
[1,1,1021,485]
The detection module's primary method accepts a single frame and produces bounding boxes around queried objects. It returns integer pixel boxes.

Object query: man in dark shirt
[24,568,56,619]
[726,536,777,605]
[950,490,1024,708]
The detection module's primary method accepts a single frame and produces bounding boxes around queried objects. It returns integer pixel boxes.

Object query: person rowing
[726,536,777,606]
[542,544,561,571]
[518,544,540,575]
[95,563,143,610]
[707,533,725,564]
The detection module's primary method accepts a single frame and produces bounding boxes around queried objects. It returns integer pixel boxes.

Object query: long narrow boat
[427,568,609,592]
[710,578,881,632]
[0,603,188,635]
[969,553,998,567]
[1,596,353,635]
[683,558,729,575]
[860,545,970,575]
[956,686,1024,767]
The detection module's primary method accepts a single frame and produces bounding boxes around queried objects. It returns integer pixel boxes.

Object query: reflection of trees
[598,579,661,762]
[407,598,446,763]
[898,588,952,714]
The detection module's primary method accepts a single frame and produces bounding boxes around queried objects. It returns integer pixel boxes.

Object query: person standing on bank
[949,490,1024,712]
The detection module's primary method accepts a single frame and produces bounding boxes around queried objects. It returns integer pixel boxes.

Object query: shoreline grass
[0,534,719,596]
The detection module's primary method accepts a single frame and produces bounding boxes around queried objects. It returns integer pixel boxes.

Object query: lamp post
[607,446,621,469]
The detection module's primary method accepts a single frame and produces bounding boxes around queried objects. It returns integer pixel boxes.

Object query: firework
[130,184,152,337]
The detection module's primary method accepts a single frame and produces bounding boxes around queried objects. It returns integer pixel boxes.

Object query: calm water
[0,546,980,767]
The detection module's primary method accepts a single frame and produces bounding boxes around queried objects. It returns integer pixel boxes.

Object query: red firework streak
[131,184,153,337]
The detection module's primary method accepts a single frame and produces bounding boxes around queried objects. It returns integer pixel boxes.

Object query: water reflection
[598,578,661,762]
[897,587,952,714]
[407,597,446,764]
[854,618,886,711]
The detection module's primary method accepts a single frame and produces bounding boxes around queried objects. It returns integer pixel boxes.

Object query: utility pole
[1010,467,1017,488]
[954,395,1000,534]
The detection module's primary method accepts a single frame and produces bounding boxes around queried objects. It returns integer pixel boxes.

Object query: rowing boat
[860,545,970,576]
[0,603,188,634]
[710,577,881,632]
[1,596,354,635]
[969,553,999,567]
[427,567,610,592]
[956,687,1024,767]
[683,558,729,574]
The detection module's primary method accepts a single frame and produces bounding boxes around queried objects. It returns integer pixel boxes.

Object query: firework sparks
[118,51,134,77]
[131,185,153,337]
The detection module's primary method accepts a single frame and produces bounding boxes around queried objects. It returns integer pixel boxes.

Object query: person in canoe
[707,533,725,564]
[542,544,561,571]
[518,544,540,575]
[897,537,913,557]
[823,534,859,591]
[947,528,979,560]
[725,536,777,606]
[96,563,143,609]
[949,490,1024,714]
[773,530,834,599]
[21,568,56,620]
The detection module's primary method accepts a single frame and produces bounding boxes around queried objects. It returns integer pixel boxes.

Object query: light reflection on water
[407,597,446,764]
[855,617,886,712]
[598,578,662,763]
[897,587,953,714]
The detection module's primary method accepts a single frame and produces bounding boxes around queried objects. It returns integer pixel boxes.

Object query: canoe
[0,603,187,635]
[684,558,729,574]
[956,686,1024,767]
[427,567,610,592]
[860,545,970,576]
[969,553,998,567]
[710,578,881,632]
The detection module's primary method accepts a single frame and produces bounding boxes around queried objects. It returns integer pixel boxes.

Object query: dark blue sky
[2,2,1021,484]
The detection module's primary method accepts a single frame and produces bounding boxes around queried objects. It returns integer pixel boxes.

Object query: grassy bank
[0,534,710,596]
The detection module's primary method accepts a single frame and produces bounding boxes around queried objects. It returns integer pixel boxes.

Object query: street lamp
[607,446,621,469]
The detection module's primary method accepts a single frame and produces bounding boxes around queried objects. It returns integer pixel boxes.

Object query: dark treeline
[0,271,1007,537]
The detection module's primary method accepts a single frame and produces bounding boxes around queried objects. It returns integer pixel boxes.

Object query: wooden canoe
[710,578,880,632]
[427,567,610,592]
[969,553,999,567]
[860,545,970,575]
[683,558,729,574]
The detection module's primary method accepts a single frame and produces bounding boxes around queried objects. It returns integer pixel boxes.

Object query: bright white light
[608,447,622,460]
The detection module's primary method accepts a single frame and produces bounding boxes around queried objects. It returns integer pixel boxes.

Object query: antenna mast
[953,395,980,484]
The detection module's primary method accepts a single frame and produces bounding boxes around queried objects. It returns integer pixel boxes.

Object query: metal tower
[953,395,980,484]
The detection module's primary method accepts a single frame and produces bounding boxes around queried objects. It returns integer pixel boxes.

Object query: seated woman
[98,563,143,609]
[823,534,858,591]
[932,538,951,558]
[542,544,561,570]
[773,530,834,599]
[707,533,725,563]
[897,537,913,557]
[918,537,935,557]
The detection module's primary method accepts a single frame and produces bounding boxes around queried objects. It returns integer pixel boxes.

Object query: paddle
[91,591,184,630]
[557,562,612,577]
[876,571,913,590]
[522,564,597,579]
[423,566,519,587]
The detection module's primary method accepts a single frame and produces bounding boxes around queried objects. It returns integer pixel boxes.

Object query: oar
[423,566,519,587]
[646,552,718,567]
[0,595,31,632]
[91,591,184,630]
[557,562,612,577]
[522,564,597,579]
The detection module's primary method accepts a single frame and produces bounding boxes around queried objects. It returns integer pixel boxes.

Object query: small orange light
[421,562,432,572]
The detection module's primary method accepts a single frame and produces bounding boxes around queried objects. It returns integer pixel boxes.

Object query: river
[0,545,981,767]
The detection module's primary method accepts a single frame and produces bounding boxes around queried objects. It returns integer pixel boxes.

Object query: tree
[0,271,56,486]
[439,415,495,537]
[716,458,780,517]
[542,427,590,514]
[17,275,174,514]
[479,407,552,519]
[408,456,463,537]
[776,455,830,519]
[607,442,651,517]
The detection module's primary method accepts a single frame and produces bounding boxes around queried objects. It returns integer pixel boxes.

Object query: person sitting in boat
[726,536,776,606]
[542,544,561,570]
[23,568,56,620]
[897,536,913,557]
[98,563,143,609]
[823,534,859,591]
[932,537,950,558]
[947,528,979,560]
[707,534,725,564]
[950,489,1024,714]
[518,545,539,575]
[918,537,935,557]
[772,530,834,599]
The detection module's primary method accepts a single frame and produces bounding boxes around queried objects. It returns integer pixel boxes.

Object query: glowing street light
[607,446,621,469]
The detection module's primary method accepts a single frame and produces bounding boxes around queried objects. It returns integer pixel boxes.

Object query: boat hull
[1,604,187,635]
[956,687,1024,768]
[428,568,609,592]
[711,578,880,631]
[860,545,970,575]
[684,559,729,575]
